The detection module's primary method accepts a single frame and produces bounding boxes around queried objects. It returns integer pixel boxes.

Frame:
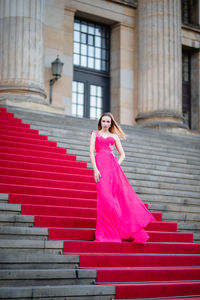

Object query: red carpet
[0,106,200,299]
[79,253,200,267]
[96,267,200,282]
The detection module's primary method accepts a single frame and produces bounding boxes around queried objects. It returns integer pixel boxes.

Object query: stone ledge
[0,285,115,299]
[0,99,65,115]
[108,0,137,8]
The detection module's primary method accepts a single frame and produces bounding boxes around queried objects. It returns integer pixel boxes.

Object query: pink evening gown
[92,130,156,244]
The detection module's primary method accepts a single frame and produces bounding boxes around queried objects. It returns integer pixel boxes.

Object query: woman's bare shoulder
[90,130,97,136]
[112,133,119,141]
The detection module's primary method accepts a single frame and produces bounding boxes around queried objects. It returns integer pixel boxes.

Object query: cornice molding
[106,0,137,8]
[182,23,200,34]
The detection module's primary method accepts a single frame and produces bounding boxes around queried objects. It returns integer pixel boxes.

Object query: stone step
[84,165,200,186]
[131,180,200,193]
[139,194,200,206]
[38,122,197,141]
[4,108,200,161]
[11,112,199,148]
[45,126,200,150]
[0,199,199,233]
[0,226,48,240]
[85,159,200,180]
[119,298,200,300]
[0,193,8,203]
[6,192,200,215]
[2,167,200,192]
[1,201,198,232]
[148,206,200,241]
[3,181,198,203]
[0,203,21,214]
[149,203,200,215]
[5,105,200,138]
[34,121,200,144]
[0,213,34,227]
[0,284,115,299]
[177,222,200,232]
[3,130,199,169]
[0,268,96,286]
[83,160,200,189]
[82,156,200,177]
[60,142,200,166]
[7,107,200,143]
[45,134,200,158]
[0,182,199,209]
[0,253,79,269]
[0,165,199,191]
[33,122,200,151]
[0,239,63,254]
[1,164,200,188]
[162,212,200,223]
[3,151,200,180]
[134,186,200,199]
[128,173,200,185]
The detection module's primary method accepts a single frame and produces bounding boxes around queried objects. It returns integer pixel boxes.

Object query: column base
[0,86,65,114]
[135,110,188,130]
[0,84,47,103]
[0,98,65,115]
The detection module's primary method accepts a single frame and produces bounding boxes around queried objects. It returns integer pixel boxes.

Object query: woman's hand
[94,168,101,183]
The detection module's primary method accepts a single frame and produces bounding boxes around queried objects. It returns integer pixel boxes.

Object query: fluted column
[0,0,46,103]
[136,0,187,129]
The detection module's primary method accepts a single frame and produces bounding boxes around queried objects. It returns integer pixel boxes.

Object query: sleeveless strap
[90,130,99,136]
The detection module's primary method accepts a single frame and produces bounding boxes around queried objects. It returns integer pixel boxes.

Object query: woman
[89,112,155,244]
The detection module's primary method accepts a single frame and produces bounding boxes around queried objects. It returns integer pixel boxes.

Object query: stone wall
[44,0,137,124]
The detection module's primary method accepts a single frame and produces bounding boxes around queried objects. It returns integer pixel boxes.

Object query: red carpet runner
[0,107,200,299]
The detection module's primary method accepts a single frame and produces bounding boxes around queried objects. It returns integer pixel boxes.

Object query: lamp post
[49,56,64,104]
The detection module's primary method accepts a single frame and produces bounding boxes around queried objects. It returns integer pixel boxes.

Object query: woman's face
[101,115,111,130]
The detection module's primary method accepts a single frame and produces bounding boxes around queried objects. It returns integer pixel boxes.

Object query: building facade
[0,0,200,132]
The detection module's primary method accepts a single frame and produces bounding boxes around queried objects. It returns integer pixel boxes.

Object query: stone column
[136,0,187,129]
[191,52,200,130]
[0,0,46,104]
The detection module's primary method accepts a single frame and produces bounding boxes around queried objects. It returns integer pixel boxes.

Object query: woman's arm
[115,135,125,165]
[89,132,101,182]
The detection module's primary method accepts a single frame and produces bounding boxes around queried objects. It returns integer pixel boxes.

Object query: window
[72,18,110,119]
[182,51,191,128]
[90,85,103,120]
[73,19,109,72]
[181,0,199,26]
[72,82,84,118]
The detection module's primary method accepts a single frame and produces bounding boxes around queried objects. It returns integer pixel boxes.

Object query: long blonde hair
[98,112,127,140]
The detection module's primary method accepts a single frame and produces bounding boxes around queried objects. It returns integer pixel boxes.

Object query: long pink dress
[92,130,156,244]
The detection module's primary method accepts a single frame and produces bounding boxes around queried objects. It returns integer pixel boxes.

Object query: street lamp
[49,56,64,104]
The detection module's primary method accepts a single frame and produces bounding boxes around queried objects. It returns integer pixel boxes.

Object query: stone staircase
[0,192,115,299]
[0,105,200,299]
[4,105,200,242]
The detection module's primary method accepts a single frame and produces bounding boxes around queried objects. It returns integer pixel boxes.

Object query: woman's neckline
[97,130,115,139]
